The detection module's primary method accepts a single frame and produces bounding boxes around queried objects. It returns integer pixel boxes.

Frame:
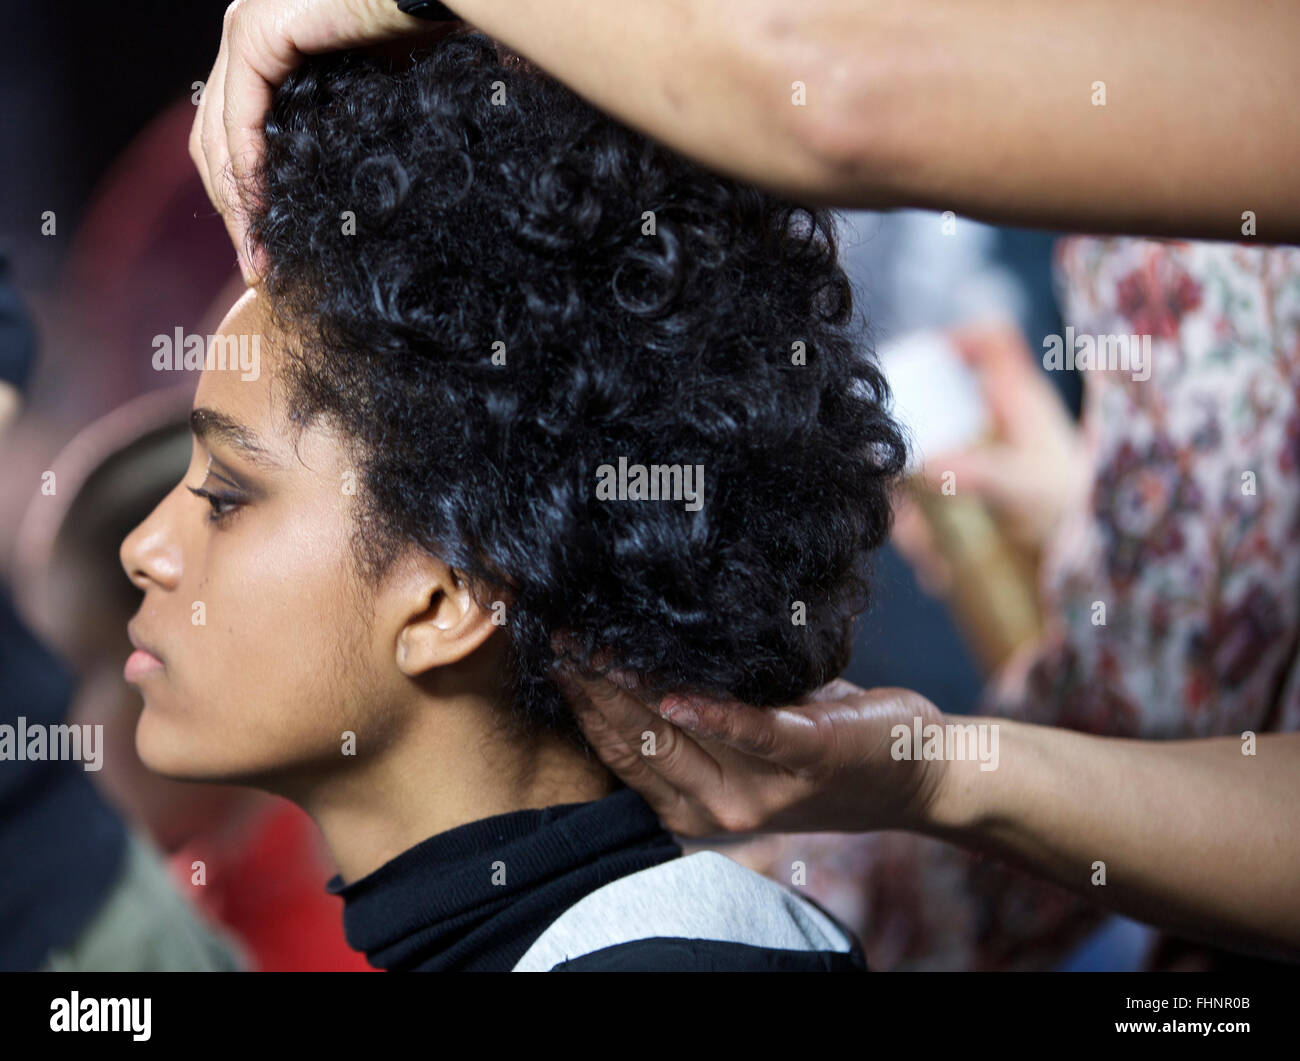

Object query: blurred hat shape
[13,382,194,669]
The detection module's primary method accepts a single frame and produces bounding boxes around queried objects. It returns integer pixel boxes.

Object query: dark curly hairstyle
[248,31,907,746]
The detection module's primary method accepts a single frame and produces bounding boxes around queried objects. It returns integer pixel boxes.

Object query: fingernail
[607,669,640,692]
[660,698,699,730]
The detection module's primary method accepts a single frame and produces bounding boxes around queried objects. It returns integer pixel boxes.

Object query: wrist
[369,0,443,32]
[911,712,1007,839]
[392,0,458,20]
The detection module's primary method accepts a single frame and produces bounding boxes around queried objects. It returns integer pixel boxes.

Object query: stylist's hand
[555,669,949,837]
[190,0,461,282]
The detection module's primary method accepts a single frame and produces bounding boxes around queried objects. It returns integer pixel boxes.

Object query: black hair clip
[395,0,459,19]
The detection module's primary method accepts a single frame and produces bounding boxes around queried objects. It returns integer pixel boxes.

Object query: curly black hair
[248,31,907,746]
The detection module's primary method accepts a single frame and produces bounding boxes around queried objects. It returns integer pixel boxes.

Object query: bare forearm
[446,0,1300,241]
[924,717,1300,961]
[441,0,827,202]
[833,0,1300,242]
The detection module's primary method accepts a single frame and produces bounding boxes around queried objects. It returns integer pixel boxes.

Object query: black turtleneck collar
[325,785,682,971]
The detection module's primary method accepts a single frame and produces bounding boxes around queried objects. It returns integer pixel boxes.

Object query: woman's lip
[127,620,164,663]
[124,649,164,683]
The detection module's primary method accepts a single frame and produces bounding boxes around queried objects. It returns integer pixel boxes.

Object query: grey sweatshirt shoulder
[512,850,867,972]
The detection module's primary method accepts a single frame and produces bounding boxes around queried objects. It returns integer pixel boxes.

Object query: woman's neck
[297,690,619,887]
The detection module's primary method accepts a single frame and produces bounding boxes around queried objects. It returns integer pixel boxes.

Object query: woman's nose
[120,498,183,593]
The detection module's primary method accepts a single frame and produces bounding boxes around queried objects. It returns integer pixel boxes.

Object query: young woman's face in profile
[119,287,384,785]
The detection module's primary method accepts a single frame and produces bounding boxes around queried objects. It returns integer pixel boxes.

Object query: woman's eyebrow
[190,406,283,470]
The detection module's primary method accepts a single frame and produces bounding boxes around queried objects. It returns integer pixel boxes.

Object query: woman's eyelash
[186,484,244,524]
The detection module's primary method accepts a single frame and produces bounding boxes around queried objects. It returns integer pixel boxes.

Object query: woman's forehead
[216,285,269,336]
[194,290,284,444]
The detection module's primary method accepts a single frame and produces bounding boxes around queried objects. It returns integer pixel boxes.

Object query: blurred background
[4,2,1296,973]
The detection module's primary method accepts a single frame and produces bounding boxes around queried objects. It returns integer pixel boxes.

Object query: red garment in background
[168,800,376,972]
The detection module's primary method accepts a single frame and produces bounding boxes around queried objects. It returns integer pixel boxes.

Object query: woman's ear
[391,557,500,678]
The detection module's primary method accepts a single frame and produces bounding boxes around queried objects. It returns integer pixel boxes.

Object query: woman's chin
[134,715,221,782]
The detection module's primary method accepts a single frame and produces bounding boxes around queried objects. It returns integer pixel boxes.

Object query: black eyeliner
[206,467,243,490]
[206,454,265,499]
